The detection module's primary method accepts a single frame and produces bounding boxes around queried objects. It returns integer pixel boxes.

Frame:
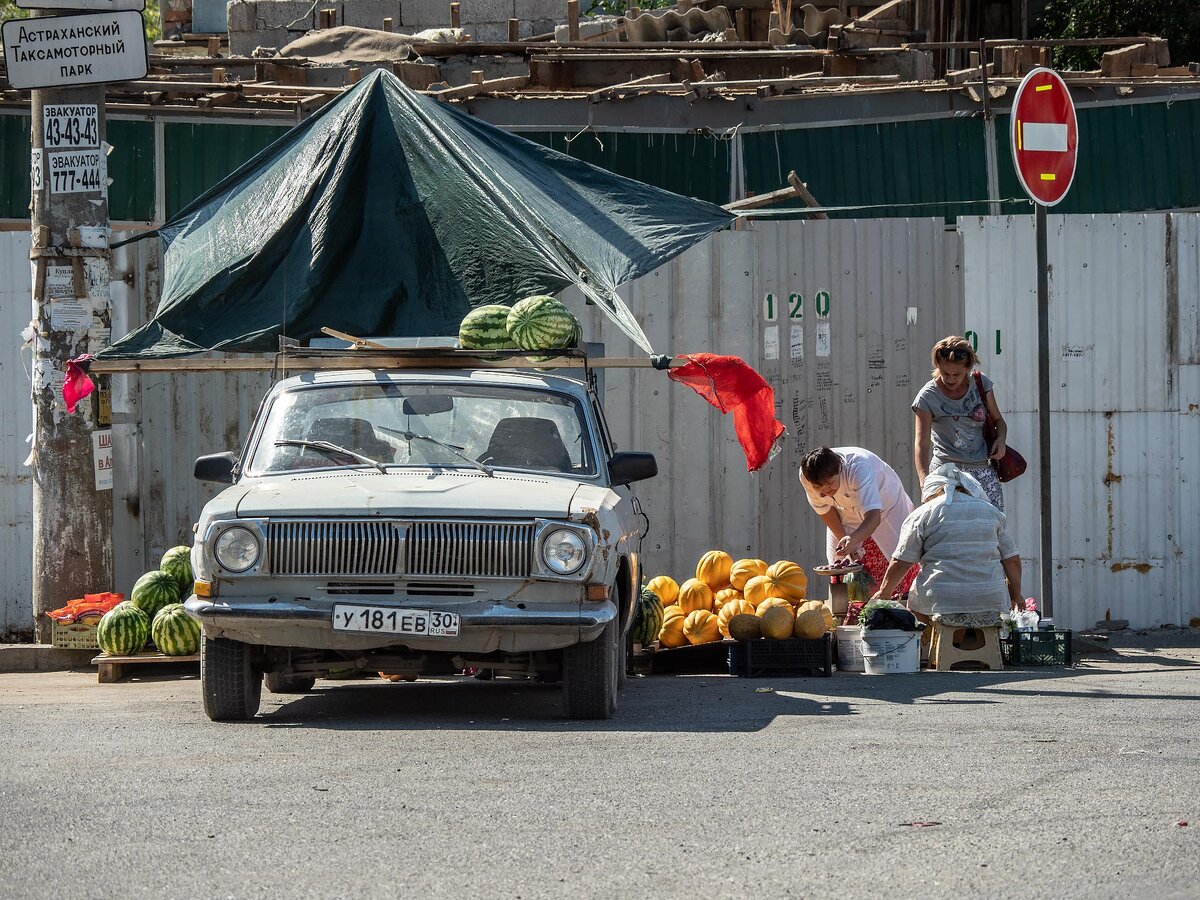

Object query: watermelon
[160,546,194,596]
[130,570,181,620]
[97,602,150,656]
[459,304,517,351]
[151,604,201,656]
[505,296,581,353]
[632,587,665,647]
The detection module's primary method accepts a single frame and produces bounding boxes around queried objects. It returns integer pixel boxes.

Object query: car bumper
[184,596,615,653]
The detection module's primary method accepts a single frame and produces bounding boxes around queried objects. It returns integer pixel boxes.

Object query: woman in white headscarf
[870,464,1023,619]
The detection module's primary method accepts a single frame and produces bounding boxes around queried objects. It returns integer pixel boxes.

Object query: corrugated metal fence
[963,214,1200,629]
[2,216,1196,637]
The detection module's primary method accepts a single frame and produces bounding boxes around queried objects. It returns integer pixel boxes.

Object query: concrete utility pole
[29,80,114,641]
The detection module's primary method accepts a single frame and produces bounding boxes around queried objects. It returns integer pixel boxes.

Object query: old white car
[186,366,656,721]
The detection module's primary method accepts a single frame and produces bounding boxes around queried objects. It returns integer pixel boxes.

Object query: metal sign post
[10,2,145,641]
[1010,67,1079,618]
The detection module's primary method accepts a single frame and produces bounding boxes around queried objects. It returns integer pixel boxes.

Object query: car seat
[480,417,572,472]
[306,417,396,463]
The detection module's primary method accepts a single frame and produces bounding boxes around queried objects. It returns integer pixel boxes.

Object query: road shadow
[257,674,857,732]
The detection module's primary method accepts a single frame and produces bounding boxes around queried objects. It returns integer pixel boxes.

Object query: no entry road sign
[1010,67,1078,207]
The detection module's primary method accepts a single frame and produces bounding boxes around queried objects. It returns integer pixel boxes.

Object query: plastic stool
[929,616,1004,671]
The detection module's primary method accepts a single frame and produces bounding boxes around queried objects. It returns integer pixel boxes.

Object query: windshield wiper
[274,440,388,474]
[377,427,494,477]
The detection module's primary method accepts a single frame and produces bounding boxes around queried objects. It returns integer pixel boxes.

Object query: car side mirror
[608,452,657,486]
[194,452,239,484]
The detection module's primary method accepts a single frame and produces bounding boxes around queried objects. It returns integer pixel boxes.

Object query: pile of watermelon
[458,295,582,359]
[96,546,201,658]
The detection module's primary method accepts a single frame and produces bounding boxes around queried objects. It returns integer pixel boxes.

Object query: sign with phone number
[47,149,104,194]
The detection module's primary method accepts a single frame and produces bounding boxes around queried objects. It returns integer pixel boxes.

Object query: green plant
[1037,0,1200,70]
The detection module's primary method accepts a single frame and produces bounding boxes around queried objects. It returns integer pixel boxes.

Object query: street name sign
[2,11,148,90]
[1010,67,1078,207]
[15,0,145,9]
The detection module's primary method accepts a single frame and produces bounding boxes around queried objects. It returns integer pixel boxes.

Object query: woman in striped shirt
[871,465,1023,618]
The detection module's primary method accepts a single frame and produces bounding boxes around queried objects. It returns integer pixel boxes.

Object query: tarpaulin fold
[99,69,734,359]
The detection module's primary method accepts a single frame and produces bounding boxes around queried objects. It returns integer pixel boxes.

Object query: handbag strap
[973,371,994,428]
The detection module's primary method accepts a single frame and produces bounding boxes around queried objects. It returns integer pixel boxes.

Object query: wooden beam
[509,18,520,41]
[433,75,530,101]
[567,0,581,41]
[89,355,683,373]
[587,72,674,101]
[786,171,827,218]
[450,1,461,28]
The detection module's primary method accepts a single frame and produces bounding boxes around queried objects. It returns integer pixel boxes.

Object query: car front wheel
[562,617,618,720]
[201,635,262,721]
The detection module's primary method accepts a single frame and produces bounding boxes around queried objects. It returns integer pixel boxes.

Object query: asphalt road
[2,642,1198,900]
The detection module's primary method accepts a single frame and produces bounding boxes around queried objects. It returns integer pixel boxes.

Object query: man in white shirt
[800,446,916,591]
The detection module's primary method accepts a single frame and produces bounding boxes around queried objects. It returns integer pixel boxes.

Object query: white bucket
[835,625,866,672]
[860,629,921,675]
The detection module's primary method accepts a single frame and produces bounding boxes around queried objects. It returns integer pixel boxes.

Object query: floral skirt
[933,458,1004,511]
[860,538,918,597]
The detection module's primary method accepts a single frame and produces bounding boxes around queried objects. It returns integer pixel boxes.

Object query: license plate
[331,604,460,637]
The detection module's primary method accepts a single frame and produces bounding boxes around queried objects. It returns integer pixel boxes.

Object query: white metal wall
[567,218,964,582]
[963,214,1200,630]
[0,232,34,638]
[5,216,1190,637]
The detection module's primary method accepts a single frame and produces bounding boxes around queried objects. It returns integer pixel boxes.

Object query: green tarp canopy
[101,69,734,359]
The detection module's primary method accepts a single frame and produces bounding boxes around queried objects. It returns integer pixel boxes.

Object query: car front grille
[265,519,535,578]
[405,521,536,579]
[267,520,404,576]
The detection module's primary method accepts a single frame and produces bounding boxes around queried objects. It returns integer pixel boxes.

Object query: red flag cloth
[63,355,96,414]
[668,353,785,472]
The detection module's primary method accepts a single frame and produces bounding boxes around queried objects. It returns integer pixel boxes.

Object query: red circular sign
[1010,67,1078,206]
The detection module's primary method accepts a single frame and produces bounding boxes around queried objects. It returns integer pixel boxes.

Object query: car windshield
[247,381,597,477]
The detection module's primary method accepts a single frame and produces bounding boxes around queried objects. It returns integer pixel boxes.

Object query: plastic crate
[727,634,833,678]
[1002,629,1072,666]
[51,620,100,650]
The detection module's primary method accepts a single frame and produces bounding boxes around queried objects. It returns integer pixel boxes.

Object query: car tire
[618,624,631,690]
[264,672,316,694]
[562,617,617,720]
[201,635,262,721]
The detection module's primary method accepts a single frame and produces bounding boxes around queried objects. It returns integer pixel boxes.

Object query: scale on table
[813,563,863,616]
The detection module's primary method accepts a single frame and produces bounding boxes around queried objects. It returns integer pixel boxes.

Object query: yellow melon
[659,612,687,647]
[696,551,734,591]
[798,600,824,614]
[729,558,769,591]
[765,560,808,603]
[713,588,742,611]
[793,608,826,639]
[756,596,793,617]
[677,578,714,614]
[727,613,762,641]
[821,607,835,631]
[743,574,776,608]
[645,575,679,607]
[760,606,795,640]
[683,609,721,645]
[717,598,757,637]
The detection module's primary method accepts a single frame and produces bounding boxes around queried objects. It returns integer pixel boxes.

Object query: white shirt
[800,447,914,562]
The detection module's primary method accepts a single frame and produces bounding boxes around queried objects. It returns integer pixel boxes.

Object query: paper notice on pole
[77,226,110,249]
[50,299,91,330]
[816,323,832,357]
[43,104,99,149]
[84,257,111,300]
[93,429,113,491]
[764,325,779,360]
[46,148,105,194]
[31,148,44,192]
[44,264,75,299]
[88,325,111,352]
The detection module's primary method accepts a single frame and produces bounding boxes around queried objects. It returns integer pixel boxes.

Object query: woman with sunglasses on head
[912,336,1008,510]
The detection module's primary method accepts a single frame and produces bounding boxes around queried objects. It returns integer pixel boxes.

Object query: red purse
[974,372,1027,483]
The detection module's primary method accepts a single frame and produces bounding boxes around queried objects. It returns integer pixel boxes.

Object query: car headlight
[214,526,260,573]
[541,528,588,576]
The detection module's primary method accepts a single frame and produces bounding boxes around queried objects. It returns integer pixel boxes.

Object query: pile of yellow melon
[646,551,835,648]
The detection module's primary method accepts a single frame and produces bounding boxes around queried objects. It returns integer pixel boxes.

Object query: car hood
[229,470,591,519]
